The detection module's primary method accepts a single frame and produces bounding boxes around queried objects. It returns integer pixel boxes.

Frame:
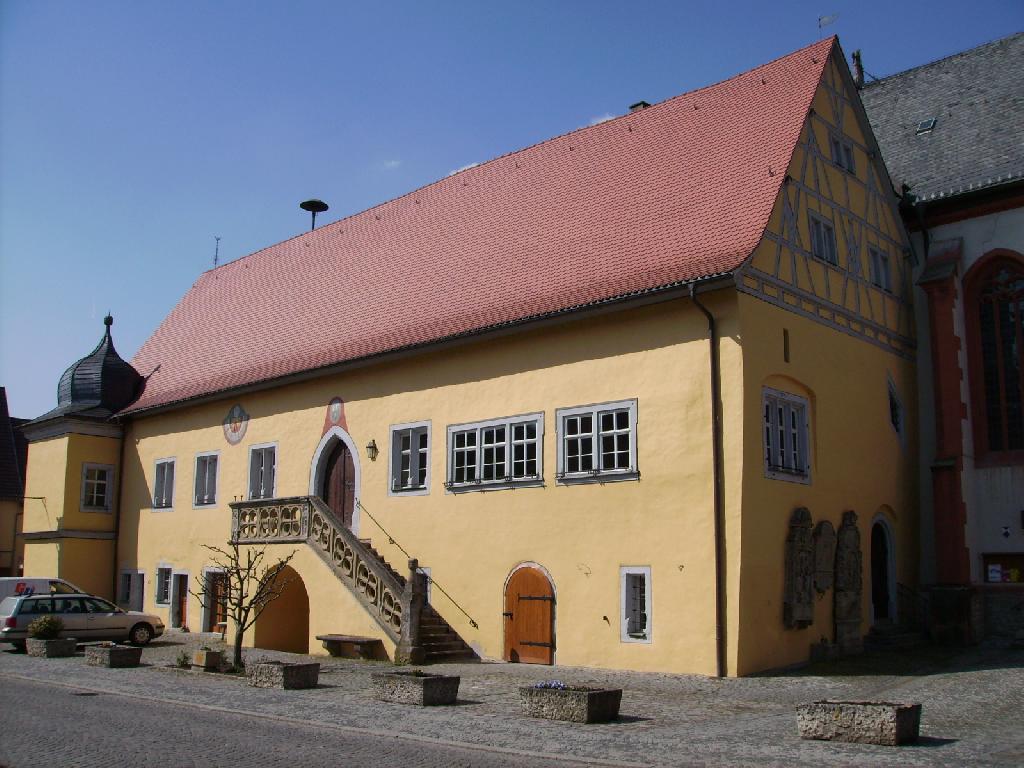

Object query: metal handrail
[357,500,479,629]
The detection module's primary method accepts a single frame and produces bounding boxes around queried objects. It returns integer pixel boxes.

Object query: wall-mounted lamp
[366,439,379,462]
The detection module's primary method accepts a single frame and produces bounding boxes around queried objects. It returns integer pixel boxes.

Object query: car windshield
[0,596,16,616]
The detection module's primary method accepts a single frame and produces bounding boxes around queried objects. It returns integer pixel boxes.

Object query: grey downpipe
[689,282,726,678]
[111,424,127,602]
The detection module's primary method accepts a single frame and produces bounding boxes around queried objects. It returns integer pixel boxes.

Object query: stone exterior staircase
[230,495,477,664]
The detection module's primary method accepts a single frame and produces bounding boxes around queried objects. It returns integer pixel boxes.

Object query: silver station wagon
[0,593,164,648]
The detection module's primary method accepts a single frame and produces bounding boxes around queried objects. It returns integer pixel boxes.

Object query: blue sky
[1,1,1020,418]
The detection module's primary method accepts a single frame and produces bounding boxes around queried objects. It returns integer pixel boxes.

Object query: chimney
[852,50,864,89]
[629,101,651,113]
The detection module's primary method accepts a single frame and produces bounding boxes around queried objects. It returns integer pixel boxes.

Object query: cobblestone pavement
[0,633,1022,767]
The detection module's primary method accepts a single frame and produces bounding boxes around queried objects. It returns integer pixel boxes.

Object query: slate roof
[0,388,26,500]
[860,33,1024,202]
[31,316,144,425]
[126,37,837,414]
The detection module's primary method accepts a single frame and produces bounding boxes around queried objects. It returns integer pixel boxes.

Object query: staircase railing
[230,495,427,661]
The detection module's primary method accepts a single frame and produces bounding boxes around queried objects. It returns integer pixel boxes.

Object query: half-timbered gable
[740,53,914,358]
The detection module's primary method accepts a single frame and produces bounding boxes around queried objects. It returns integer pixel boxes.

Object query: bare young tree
[192,541,296,669]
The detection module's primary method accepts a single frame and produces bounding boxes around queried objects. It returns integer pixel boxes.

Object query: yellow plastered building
[20,37,917,676]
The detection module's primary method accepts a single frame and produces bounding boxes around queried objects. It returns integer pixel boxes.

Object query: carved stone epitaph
[813,521,836,593]
[834,510,863,654]
[784,507,815,629]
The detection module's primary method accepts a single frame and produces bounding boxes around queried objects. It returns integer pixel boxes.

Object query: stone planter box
[797,701,922,745]
[519,686,622,724]
[191,649,224,672]
[26,638,77,658]
[86,644,143,668]
[372,670,460,706]
[248,661,320,690]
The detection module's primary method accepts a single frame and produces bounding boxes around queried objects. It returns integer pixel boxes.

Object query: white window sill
[81,507,113,514]
[765,466,811,485]
[389,485,430,497]
[193,502,219,510]
[445,478,544,494]
[557,470,640,486]
[151,505,174,512]
[621,635,652,644]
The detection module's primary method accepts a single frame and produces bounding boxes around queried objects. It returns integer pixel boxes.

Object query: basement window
[620,566,652,643]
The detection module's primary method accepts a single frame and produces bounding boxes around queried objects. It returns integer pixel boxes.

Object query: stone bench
[316,634,386,660]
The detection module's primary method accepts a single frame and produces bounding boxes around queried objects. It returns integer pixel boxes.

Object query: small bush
[27,615,64,640]
[175,650,191,669]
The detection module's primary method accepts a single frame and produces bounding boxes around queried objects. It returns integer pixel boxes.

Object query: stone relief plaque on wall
[834,510,863,655]
[813,521,836,593]
[784,507,815,629]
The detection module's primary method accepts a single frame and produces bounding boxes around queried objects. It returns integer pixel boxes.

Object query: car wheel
[129,623,154,646]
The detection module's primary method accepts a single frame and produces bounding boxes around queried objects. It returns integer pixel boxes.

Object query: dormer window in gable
[829,132,855,174]
[808,211,838,266]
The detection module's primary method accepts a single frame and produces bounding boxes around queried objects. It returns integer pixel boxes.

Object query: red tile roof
[127,37,836,413]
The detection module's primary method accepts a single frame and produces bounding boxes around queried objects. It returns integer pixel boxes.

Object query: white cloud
[588,113,615,126]
[383,159,401,170]
[447,162,480,177]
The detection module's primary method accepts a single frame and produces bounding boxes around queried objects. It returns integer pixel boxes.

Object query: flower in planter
[534,680,569,690]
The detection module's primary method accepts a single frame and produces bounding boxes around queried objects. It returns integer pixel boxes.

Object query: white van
[0,578,83,601]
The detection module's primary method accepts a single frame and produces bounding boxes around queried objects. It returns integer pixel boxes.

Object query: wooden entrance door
[205,573,228,632]
[173,574,188,628]
[504,567,554,664]
[322,440,356,530]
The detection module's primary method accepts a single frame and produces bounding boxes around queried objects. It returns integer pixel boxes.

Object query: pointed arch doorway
[310,427,361,533]
[871,518,896,624]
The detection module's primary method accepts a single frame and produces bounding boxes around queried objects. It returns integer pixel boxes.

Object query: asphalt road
[0,676,595,768]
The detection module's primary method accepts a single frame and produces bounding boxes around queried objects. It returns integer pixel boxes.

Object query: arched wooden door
[322,440,356,530]
[504,566,554,664]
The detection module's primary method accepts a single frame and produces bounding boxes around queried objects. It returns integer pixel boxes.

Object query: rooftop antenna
[213,236,221,268]
[300,199,329,231]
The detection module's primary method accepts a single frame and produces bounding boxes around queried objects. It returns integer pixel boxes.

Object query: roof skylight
[915,118,937,135]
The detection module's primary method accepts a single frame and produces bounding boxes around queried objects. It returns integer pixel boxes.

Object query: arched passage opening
[870,518,896,624]
[253,564,310,654]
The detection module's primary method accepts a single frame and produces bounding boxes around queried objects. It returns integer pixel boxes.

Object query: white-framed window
[445,413,543,491]
[808,212,838,265]
[830,133,855,174]
[155,566,172,605]
[556,399,638,483]
[390,421,430,495]
[153,458,175,509]
[81,463,115,512]
[763,387,811,483]
[620,566,652,643]
[194,452,219,507]
[888,379,904,439]
[869,246,892,292]
[247,444,276,500]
